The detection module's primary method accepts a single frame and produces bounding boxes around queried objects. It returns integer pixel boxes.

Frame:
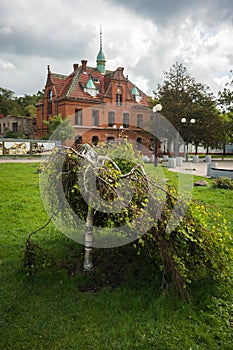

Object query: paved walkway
[166,160,233,177]
[0,157,41,163]
[1,157,233,177]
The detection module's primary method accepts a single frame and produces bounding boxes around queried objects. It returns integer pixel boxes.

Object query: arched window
[75,135,82,147]
[116,86,122,106]
[47,89,52,115]
[48,89,52,100]
[107,136,115,143]
[92,135,99,146]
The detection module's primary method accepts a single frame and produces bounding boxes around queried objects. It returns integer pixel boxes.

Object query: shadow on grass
[23,237,163,296]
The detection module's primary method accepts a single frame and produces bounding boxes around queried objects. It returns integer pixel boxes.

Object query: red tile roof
[48,64,148,105]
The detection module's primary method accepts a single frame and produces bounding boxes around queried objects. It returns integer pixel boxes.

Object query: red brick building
[36,32,156,155]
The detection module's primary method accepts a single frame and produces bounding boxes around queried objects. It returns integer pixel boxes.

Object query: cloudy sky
[1,0,233,97]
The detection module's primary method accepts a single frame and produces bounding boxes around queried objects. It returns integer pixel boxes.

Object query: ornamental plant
[213,176,233,190]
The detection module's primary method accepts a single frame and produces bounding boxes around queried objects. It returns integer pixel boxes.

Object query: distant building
[0,115,36,138]
[36,31,157,155]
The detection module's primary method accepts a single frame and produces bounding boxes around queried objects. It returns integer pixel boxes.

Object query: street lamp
[112,124,124,139]
[113,124,123,130]
[152,104,162,166]
[181,117,195,162]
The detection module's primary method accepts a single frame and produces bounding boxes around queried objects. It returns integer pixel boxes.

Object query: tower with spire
[96,26,106,74]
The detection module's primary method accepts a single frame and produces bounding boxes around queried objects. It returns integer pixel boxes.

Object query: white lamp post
[181,117,196,162]
[112,124,124,139]
[152,104,162,166]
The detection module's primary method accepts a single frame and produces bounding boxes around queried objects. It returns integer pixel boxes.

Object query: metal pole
[154,112,158,166]
[154,141,158,166]
[185,140,189,162]
[153,104,162,166]
[154,112,159,166]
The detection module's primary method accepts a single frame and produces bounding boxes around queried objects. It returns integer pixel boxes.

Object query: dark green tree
[154,62,219,153]
[0,87,43,117]
[217,71,233,153]
[0,87,23,116]
[218,70,233,113]
[16,90,43,116]
[24,104,36,117]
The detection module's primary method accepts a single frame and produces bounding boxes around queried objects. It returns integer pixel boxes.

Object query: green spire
[96,26,106,74]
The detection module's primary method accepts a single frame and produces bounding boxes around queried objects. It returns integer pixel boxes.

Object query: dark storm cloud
[0,25,93,59]
[1,0,233,96]
[0,0,97,60]
[104,0,233,26]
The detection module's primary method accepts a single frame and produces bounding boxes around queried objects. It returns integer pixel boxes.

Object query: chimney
[81,60,87,72]
[73,63,79,71]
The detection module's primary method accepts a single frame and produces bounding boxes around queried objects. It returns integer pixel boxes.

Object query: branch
[26,217,52,244]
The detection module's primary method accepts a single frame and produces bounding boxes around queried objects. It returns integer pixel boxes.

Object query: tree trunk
[83,204,94,271]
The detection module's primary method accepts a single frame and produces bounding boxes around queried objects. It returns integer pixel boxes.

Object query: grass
[0,162,232,349]
[156,166,233,230]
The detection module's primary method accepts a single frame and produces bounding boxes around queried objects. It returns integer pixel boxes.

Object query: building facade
[0,115,36,138]
[36,32,157,156]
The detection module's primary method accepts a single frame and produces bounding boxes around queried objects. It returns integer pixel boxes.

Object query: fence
[0,138,61,156]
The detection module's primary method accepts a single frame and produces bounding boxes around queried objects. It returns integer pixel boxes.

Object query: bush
[213,177,233,190]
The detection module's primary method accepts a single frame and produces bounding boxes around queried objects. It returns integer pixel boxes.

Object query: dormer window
[85,78,98,97]
[131,85,141,102]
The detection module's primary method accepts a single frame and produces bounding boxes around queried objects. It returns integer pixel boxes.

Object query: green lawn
[0,163,232,350]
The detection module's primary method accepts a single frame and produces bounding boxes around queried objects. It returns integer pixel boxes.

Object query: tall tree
[218,70,233,113]
[154,62,219,152]
[0,87,43,117]
[0,87,23,116]
[217,71,233,152]
[16,90,44,117]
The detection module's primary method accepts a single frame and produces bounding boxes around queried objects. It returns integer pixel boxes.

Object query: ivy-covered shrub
[213,176,233,190]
